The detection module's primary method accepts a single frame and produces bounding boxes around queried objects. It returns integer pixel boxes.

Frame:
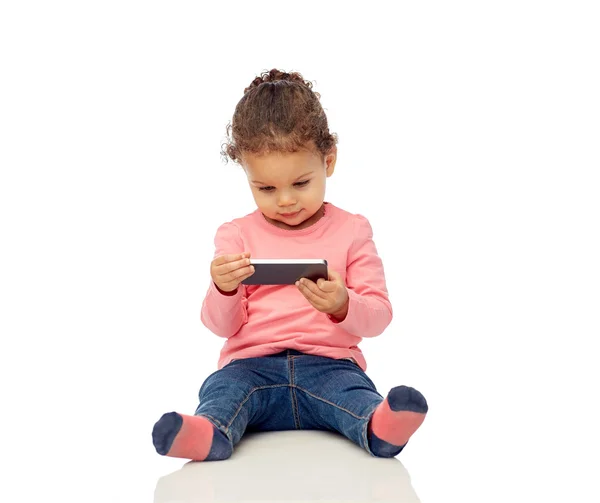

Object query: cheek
[253,191,274,208]
[310,180,326,197]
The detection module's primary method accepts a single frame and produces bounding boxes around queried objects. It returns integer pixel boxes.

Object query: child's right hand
[211,252,255,293]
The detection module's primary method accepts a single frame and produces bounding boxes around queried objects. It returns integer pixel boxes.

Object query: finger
[219,264,254,285]
[317,279,336,292]
[215,257,251,276]
[237,266,255,281]
[218,266,254,291]
[213,252,250,266]
[300,278,328,299]
[296,283,324,308]
[297,278,327,301]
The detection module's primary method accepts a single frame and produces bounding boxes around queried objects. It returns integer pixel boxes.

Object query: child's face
[241,146,336,230]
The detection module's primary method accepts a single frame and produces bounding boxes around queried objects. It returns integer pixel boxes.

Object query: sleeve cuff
[209,280,244,310]
[327,288,359,325]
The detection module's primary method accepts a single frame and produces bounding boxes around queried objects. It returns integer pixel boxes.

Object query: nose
[277,191,296,207]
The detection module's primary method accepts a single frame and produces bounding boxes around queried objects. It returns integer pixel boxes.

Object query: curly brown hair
[220,68,339,165]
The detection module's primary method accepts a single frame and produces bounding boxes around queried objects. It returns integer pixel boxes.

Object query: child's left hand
[296,269,349,320]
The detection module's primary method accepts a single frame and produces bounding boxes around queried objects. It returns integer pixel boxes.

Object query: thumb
[318,278,336,292]
[328,268,343,283]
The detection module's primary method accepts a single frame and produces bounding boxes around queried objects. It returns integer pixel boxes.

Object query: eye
[258,180,310,192]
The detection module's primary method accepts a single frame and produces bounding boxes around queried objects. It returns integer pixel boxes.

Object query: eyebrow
[251,171,315,185]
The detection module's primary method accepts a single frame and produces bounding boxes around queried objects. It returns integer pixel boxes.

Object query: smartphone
[241,259,328,285]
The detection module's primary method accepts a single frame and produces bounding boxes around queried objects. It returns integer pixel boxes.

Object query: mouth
[280,210,301,218]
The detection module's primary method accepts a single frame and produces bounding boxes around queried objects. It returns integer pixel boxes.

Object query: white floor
[154,430,420,502]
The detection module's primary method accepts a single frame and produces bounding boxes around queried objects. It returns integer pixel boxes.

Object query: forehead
[243,150,321,182]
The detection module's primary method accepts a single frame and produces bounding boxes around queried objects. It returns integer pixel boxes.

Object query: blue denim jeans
[194,349,388,457]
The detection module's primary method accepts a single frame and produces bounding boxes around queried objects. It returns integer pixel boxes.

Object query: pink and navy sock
[152,412,232,461]
[367,385,428,457]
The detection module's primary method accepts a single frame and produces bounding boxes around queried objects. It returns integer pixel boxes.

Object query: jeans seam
[201,413,226,430]
[219,383,375,423]
[294,385,374,420]
[224,384,291,432]
[295,385,380,455]
[363,403,380,456]
[196,414,234,444]
[289,355,302,429]
[201,384,379,454]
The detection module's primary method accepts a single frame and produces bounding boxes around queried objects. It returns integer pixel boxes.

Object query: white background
[1,1,599,502]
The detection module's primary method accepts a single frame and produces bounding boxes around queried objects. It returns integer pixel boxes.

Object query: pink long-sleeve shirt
[200,202,393,371]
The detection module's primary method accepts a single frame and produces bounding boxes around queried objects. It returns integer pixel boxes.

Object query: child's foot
[367,385,428,457]
[152,412,232,461]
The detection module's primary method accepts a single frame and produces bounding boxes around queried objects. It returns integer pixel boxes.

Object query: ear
[325,145,337,177]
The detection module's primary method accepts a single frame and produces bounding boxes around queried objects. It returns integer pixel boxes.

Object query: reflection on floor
[154,429,420,502]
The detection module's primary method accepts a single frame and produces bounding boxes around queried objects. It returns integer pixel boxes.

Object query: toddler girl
[152,69,428,461]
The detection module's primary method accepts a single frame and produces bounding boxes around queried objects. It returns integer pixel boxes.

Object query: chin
[280,216,306,226]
